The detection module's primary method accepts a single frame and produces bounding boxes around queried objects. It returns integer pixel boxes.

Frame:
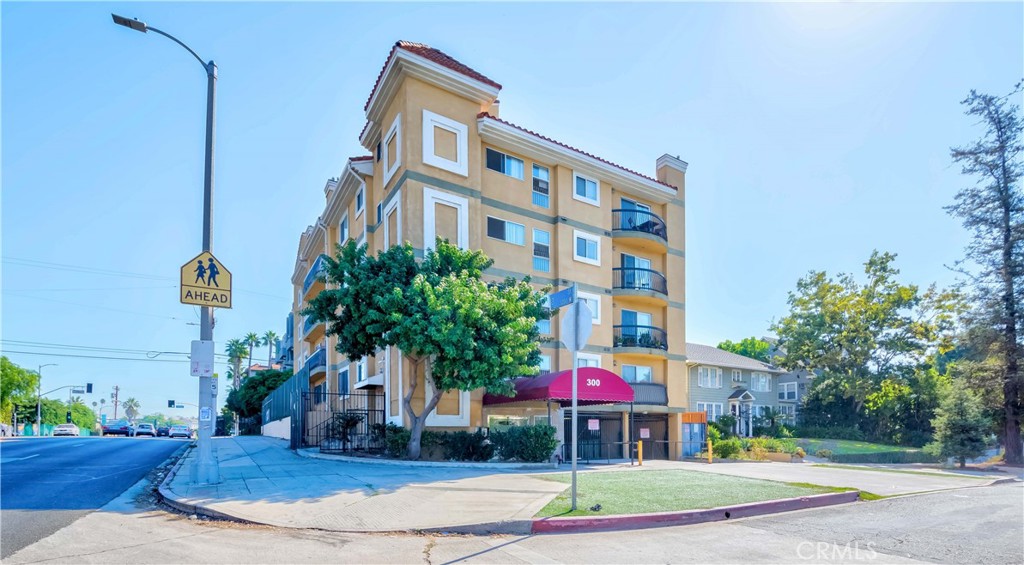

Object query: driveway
[165,436,566,532]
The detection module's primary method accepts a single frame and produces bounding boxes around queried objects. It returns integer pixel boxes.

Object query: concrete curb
[531,491,862,533]
[295,447,557,470]
[156,441,254,522]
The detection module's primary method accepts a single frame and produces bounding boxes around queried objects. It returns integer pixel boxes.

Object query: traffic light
[66,411,72,424]
[168,400,175,408]
[86,383,93,394]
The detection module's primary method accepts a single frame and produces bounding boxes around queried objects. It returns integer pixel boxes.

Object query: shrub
[713,437,743,459]
[490,425,559,462]
[830,451,940,464]
[371,423,411,458]
[440,430,494,462]
[712,415,738,438]
[750,445,769,460]
[815,449,834,460]
[793,447,806,459]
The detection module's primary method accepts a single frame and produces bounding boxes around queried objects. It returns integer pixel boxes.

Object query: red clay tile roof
[477,113,676,190]
[364,41,501,112]
[349,155,374,162]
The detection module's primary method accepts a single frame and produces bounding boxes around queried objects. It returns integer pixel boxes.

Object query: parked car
[102,420,135,437]
[53,423,80,436]
[168,425,192,439]
[157,426,170,437]
[135,423,156,437]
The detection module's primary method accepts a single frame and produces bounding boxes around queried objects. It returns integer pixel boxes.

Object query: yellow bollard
[638,440,643,466]
[707,437,713,464]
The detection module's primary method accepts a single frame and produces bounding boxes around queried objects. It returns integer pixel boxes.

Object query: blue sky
[3,2,1021,417]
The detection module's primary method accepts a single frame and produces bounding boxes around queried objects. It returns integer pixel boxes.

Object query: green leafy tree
[262,330,279,369]
[1,357,39,424]
[306,239,548,459]
[69,402,97,431]
[225,369,292,418]
[244,332,261,376]
[717,337,772,363]
[926,383,992,468]
[947,84,1024,463]
[121,397,141,421]
[772,251,961,414]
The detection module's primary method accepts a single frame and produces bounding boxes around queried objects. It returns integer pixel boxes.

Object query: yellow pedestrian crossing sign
[180,252,232,308]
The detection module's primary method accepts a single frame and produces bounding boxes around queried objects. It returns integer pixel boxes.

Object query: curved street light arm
[146,26,213,75]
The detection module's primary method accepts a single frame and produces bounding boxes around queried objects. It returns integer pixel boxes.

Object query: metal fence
[301,391,386,454]
[262,365,309,448]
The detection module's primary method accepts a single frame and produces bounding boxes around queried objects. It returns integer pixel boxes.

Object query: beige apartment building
[289,41,689,459]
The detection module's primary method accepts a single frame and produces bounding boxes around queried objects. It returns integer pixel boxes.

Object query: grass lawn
[796,438,919,455]
[534,469,833,517]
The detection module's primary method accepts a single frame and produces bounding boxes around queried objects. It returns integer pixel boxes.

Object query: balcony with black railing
[305,347,327,375]
[303,313,324,343]
[629,382,668,406]
[302,254,328,298]
[612,209,668,248]
[613,267,668,297]
[613,325,668,354]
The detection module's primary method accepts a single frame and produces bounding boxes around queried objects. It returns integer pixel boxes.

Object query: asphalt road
[0,436,185,559]
[5,474,1022,563]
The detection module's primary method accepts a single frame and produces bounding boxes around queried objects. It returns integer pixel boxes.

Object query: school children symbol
[180,252,232,308]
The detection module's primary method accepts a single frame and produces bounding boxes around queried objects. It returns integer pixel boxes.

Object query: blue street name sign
[548,285,577,310]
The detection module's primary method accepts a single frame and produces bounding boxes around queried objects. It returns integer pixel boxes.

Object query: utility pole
[112,386,120,420]
[36,364,57,436]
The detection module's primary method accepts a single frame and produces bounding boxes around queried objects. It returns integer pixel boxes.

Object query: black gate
[633,414,669,460]
[301,391,386,454]
[562,412,624,463]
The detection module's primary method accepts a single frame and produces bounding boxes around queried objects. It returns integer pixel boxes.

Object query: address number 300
[586,378,601,387]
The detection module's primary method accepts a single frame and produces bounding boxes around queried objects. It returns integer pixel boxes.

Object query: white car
[135,423,156,437]
[169,425,192,439]
[53,423,80,436]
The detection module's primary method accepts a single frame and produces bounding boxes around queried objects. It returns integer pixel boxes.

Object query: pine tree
[926,383,991,468]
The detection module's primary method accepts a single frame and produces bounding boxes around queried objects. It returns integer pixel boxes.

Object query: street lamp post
[113,14,219,484]
[36,364,57,436]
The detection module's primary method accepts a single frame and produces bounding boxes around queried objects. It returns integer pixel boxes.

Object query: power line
[2,285,179,293]
[0,339,232,358]
[4,293,185,320]
[1,350,191,363]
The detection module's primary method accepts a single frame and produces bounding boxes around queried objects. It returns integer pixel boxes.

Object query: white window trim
[697,402,724,422]
[732,369,743,382]
[576,352,601,368]
[486,148,524,180]
[355,184,365,218]
[576,291,602,324]
[532,228,550,272]
[383,191,401,248]
[779,381,798,401]
[572,171,600,207]
[486,216,526,246]
[425,377,470,426]
[572,229,601,266]
[698,366,722,389]
[421,109,468,177]
[423,186,469,250]
[751,371,772,392]
[339,212,350,244]
[383,113,402,186]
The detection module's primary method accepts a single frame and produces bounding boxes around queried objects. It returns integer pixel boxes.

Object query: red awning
[483,367,635,407]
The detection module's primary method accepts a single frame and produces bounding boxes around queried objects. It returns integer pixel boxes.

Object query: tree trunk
[401,356,444,460]
[959,456,966,469]
[998,131,1022,464]
[233,358,241,437]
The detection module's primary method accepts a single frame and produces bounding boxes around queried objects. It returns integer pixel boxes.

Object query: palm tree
[244,332,261,377]
[225,338,249,437]
[121,397,141,421]
[262,330,279,370]
[70,396,84,405]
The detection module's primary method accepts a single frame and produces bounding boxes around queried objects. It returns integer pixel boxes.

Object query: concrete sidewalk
[633,459,1009,496]
[162,436,565,533]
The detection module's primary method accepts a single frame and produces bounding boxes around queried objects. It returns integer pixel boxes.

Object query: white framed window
[383,113,402,185]
[751,372,771,392]
[376,202,383,225]
[698,366,722,388]
[423,187,469,250]
[732,369,743,382]
[422,109,468,176]
[356,360,366,382]
[532,164,550,208]
[339,214,349,244]
[779,382,797,401]
[338,367,350,393]
[573,229,601,266]
[486,216,525,246]
[536,319,551,335]
[383,193,401,248]
[576,291,601,324]
[576,353,601,369]
[696,402,724,422]
[572,171,599,206]
[622,365,652,383]
[539,355,552,373]
[485,148,524,180]
[355,186,365,217]
[779,404,796,421]
[532,228,550,272]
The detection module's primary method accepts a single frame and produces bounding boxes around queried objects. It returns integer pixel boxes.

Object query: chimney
[656,154,688,191]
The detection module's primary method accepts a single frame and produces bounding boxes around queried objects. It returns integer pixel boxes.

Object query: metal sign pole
[571,339,579,511]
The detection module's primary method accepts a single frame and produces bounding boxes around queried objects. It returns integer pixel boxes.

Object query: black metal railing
[613,325,668,351]
[613,267,668,295]
[303,314,321,336]
[302,254,328,296]
[305,347,326,374]
[613,209,667,241]
[301,391,386,454]
[630,382,668,405]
